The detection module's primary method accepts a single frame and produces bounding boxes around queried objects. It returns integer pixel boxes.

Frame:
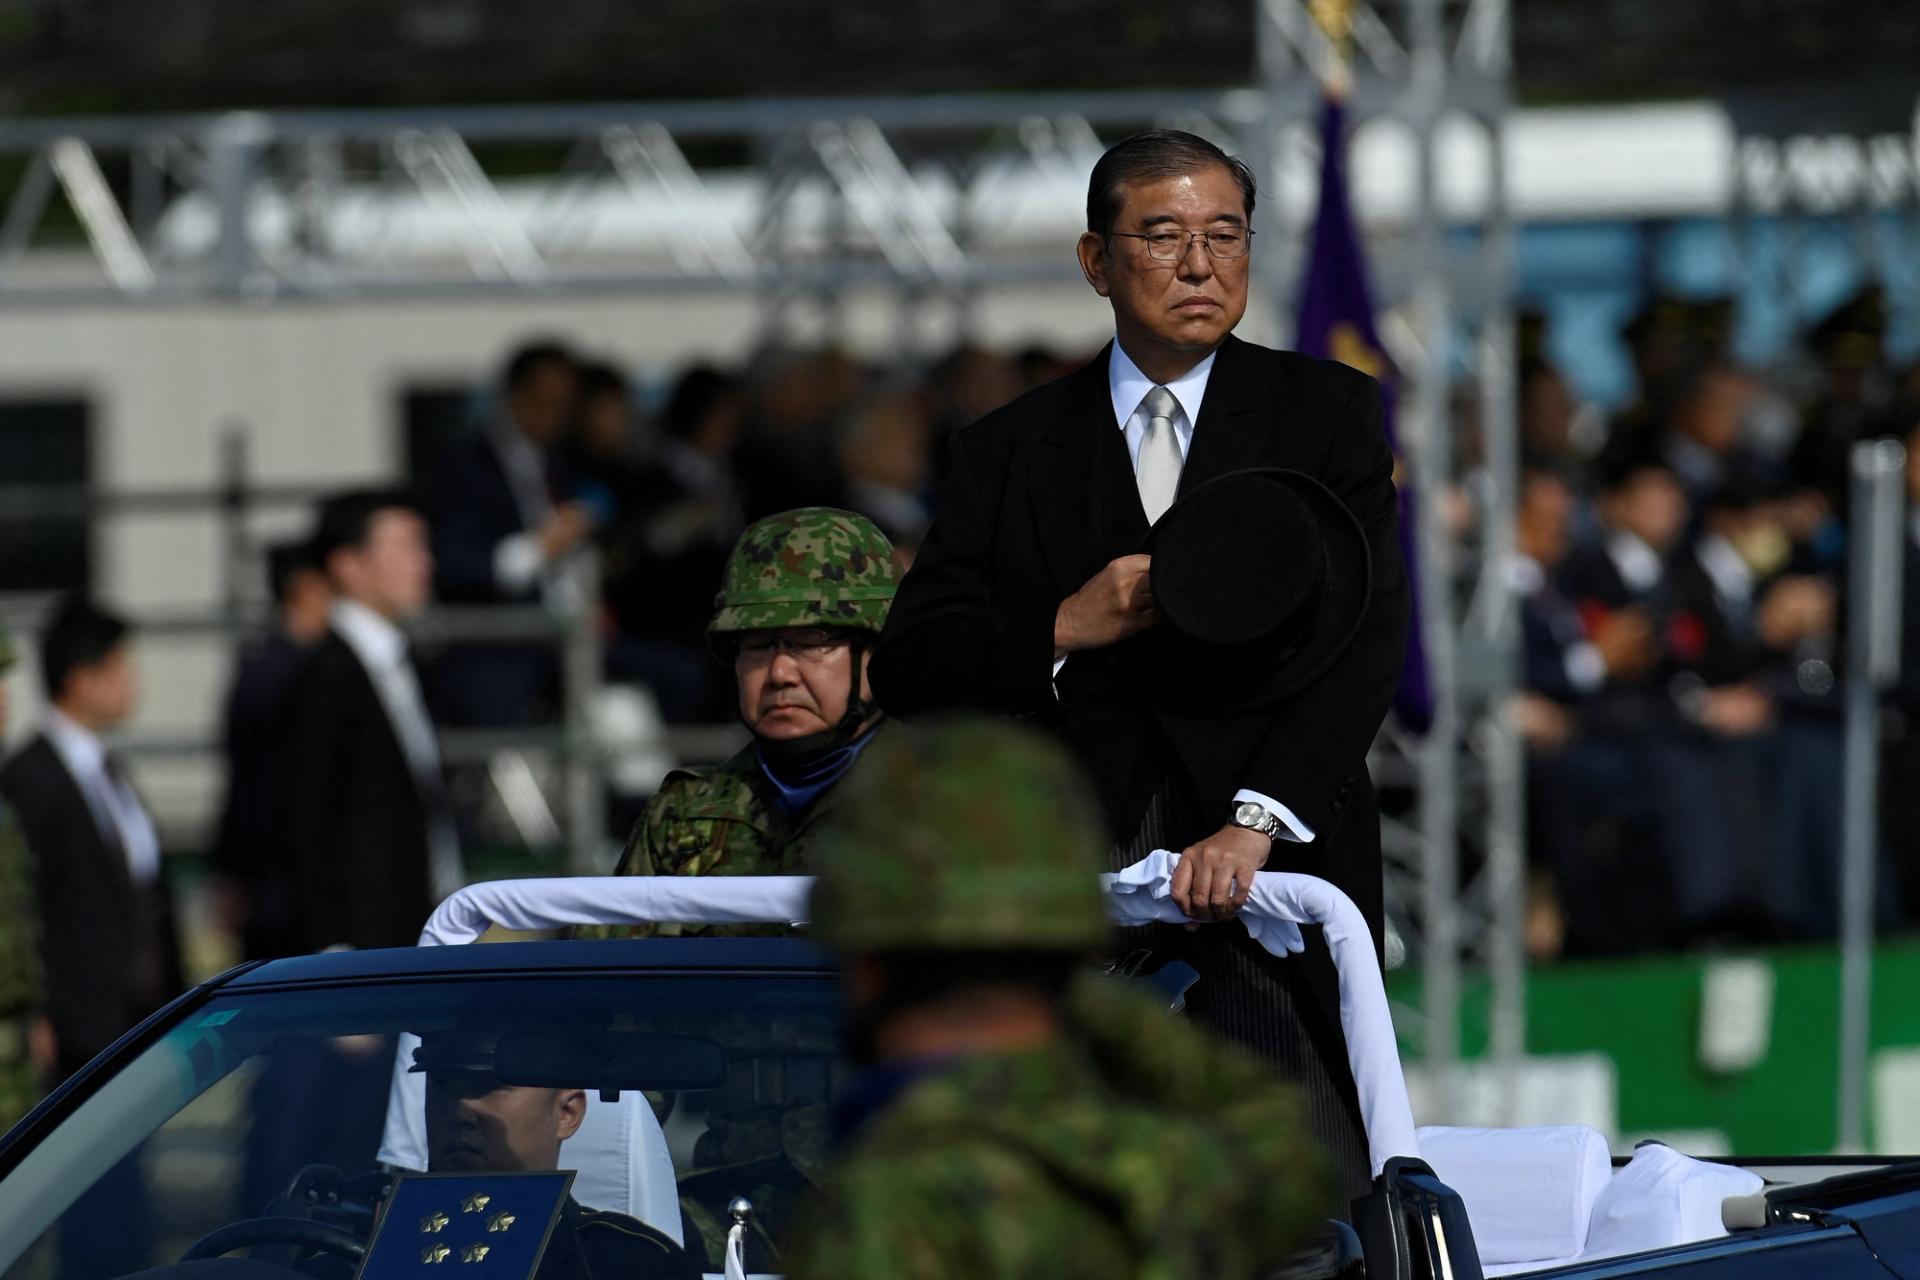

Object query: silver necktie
[1135,385,1184,524]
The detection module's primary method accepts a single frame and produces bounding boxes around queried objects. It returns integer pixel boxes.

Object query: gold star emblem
[485,1212,516,1233]
[461,1244,491,1264]
[461,1194,492,1214]
[420,1212,450,1234]
[420,1244,451,1264]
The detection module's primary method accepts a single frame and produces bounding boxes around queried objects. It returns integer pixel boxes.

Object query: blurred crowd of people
[1500,284,1920,958]
[412,337,1085,728]
[9,290,1920,1052]
[192,337,1086,965]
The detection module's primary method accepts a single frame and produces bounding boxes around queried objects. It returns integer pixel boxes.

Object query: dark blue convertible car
[1,934,1916,1280]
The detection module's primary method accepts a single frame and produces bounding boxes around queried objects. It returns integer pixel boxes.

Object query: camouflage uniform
[598,511,899,1266]
[610,743,846,880]
[784,720,1337,1280]
[610,507,900,882]
[0,624,45,1128]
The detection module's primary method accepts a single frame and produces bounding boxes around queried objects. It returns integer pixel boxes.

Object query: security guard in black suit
[414,1029,700,1280]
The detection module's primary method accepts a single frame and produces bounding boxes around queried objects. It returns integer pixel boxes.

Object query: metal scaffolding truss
[1730,121,1920,332]
[1254,0,1524,1122]
[0,0,1521,1120]
[0,90,1255,310]
[1736,133,1920,215]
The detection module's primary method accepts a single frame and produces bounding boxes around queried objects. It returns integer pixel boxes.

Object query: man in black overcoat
[869,130,1410,1194]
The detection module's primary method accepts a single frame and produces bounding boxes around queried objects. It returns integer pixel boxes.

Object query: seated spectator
[563,360,650,530]
[1655,475,1819,944]
[1599,294,1698,477]
[1661,363,1761,506]
[1512,468,1666,956]
[1518,308,1588,474]
[428,340,591,726]
[839,379,934,562]
[734,347,858,521]
[1792,285,1898,511]
[1562,455,1688,618]
[602,364,748,724]
[926,343,1021,455]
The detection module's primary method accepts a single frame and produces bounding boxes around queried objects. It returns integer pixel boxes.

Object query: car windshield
[0,965,843,1280]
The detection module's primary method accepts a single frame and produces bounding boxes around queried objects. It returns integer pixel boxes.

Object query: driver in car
[413,1029,701,1280]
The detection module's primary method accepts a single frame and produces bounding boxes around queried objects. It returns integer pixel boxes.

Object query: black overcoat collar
[1028,332,1271,597]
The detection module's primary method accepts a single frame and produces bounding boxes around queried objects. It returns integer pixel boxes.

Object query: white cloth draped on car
[1100,850,1419,1175]
[383,860,1418,1191]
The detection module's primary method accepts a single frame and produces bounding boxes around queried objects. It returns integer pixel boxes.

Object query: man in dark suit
[0,595,180,1078]
[211,539,332,961]
[869,130,1409,1193]
[281,490,461,953]
[1510,467,1670,956]
[428,340,594,725]
[1,595,180,1278]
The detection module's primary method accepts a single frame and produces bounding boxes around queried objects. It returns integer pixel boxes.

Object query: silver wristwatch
[1230,800,1288,841]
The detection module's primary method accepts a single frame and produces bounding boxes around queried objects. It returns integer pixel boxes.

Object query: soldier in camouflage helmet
[0,622,51,1128]
[596,510,899,1269]
[783,718,1337,1280]
[609,508,901,883]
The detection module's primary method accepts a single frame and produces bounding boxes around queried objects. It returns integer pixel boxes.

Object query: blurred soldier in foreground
[785,718,1334,1279]
[0,623,53,1128]
[611,508,900,879]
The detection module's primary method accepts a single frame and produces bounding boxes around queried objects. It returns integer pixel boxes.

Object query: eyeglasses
[734,629,852,666]
[1108,226,1254,261]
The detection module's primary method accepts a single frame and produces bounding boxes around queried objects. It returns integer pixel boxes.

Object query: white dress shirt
[1694,534,1755,617]
[331,599,465,899]
[44,708,161,883]
[1605,529,1665,597]
[1057,339,1314,844]
[1507,553,1606,695]
[1108,338,1214,468]
[487,417,585,611]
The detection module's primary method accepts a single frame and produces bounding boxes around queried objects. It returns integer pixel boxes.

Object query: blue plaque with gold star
[356,1172,573,1280]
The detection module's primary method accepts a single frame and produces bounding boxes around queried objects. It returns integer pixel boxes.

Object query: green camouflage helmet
[809,718,1111,954]
[708,508,900,642]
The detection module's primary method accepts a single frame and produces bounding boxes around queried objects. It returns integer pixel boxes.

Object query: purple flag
[1294,95,1434,733]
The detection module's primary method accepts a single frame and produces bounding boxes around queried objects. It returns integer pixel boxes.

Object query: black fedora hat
[1136,467,1371,714]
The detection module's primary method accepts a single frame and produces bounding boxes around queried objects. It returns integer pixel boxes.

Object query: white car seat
[1581,1142,1763,1263]
[1416,1123,1612,1272]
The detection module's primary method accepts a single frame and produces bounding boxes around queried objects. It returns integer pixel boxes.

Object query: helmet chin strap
[751,634,878,772]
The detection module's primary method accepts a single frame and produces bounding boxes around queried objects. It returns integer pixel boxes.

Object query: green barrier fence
[1391,941,1920,1154]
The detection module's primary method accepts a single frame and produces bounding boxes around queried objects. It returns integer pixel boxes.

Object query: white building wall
[2,282,1279,835]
